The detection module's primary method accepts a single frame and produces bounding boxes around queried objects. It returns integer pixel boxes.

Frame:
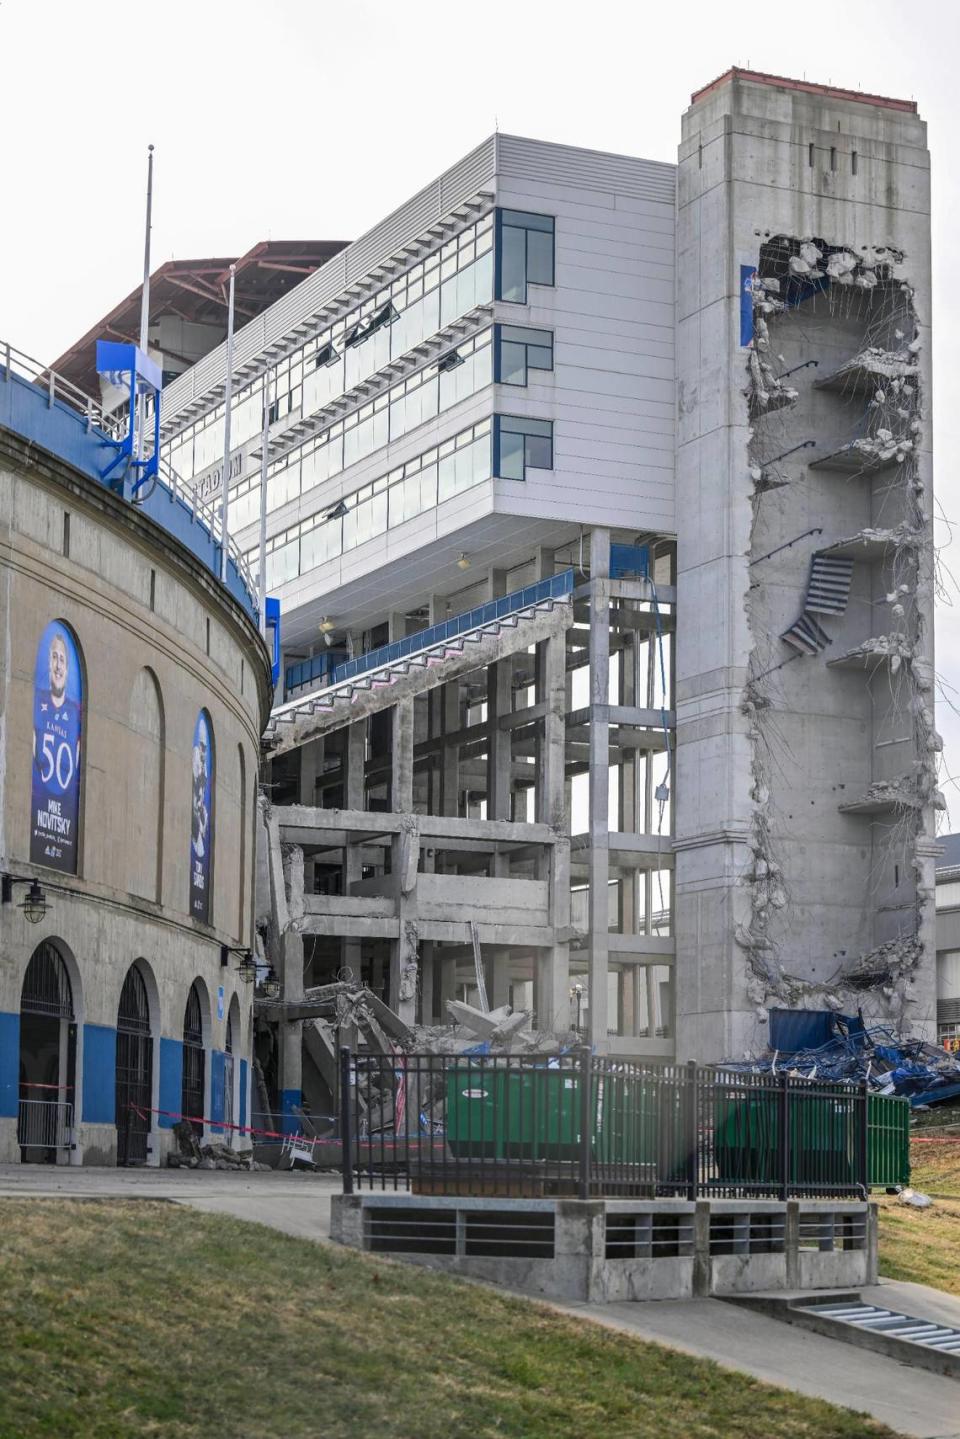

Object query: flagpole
[137,144,155,469]
[258,369,270,637]
[219,263,236,582]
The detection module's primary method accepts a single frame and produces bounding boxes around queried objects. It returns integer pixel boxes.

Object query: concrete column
[342,721,365,981]
[279,843,305,1134]
[390,816,419,1026]
[486,661,512,822]
[441,682,460,817]
[419,943,436,1024]
[392,697,414,814]
[490,951,511,1010]
[588,530,611,1047]
[439,951,459,1017]
[536,626,571,1033]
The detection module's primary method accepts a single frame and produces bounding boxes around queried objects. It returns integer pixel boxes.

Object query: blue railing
[286,648,347,694]
[285,570,574,696]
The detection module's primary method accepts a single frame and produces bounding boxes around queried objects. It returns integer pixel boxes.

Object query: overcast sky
[5,0,960,823]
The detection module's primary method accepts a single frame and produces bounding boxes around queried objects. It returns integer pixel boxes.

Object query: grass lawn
[0,1199,900,1439]
[877,1137,960,1296]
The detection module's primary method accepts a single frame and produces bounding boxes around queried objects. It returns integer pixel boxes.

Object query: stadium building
[9,67,939,1142]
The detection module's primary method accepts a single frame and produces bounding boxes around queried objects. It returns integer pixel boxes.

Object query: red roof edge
[690,67,917,114]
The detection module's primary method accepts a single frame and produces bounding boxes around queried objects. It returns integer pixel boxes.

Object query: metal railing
[1,340,257,605]
[283,569,575,700]
[17,1098,74,1152]
[340,1049,910,1201]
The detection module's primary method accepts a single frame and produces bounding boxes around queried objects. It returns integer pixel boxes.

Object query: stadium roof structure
[52,239,349,398]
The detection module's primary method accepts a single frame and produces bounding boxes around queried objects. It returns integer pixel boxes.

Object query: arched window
[31,621,84,876]
[182,982,206,1133]
[116,964,153,1167]
[19,941,76,1161]
[126,669,164,902]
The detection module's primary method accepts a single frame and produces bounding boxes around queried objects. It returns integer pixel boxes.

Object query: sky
[4,0,960,823]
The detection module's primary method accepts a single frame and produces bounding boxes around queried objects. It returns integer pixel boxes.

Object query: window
[496,210,555,303]
[315,341,339,368]
[495,325,554,386]
[494,415,553,480]
[937,880,960,910]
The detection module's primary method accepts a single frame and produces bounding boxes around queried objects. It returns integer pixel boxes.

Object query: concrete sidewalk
[556,1282,960,1439]
[3,1166,959,1436]
[0,1163,341,1244]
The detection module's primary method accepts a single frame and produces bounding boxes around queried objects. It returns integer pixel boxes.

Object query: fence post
[339,1046,354,1195]
[859,1079,870,1198]
[686,1060,698,1202]
[578,1046,592,1200]
[778,1071,790,1202]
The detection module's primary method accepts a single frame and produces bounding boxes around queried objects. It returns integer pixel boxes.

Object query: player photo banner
[31,620,83,874]
[190,710,213,923]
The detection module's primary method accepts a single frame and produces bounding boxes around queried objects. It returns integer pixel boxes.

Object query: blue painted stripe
[82,1023,116,1124]
[210,1050,226,1133]
[281,1088,302,1135]
[158,1037,183,1128]
[0,1011,19,1118]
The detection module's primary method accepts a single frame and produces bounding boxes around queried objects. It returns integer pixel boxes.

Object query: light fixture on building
[318,616,336,633]
[456,552,471,570]
[261,967,281,1001]
[2,874,49,925]
[221,944,258,984]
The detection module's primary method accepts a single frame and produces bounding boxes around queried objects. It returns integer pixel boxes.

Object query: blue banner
[190,710,213,923]
[31,620,83,874]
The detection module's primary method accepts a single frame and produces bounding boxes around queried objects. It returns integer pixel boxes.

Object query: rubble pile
[166,1119,270,1171]
[725,1009,960,1108]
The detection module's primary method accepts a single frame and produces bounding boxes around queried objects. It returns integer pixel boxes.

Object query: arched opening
[116,964,154,1166]
[182,981,206,1135]
[19,940,76,1163]
[126,668,165,902]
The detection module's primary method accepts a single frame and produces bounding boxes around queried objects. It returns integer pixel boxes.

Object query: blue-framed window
[493,415,553,480]
[495,324,554,386]
[495,210,555,303]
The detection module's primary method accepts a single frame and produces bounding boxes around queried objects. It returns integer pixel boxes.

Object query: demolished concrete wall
[675,71,936,1061]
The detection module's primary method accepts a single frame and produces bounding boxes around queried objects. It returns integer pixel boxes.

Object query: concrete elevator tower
[674,70,938,1061]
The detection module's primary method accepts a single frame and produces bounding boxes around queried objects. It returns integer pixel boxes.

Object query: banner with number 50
[31,620,83,874]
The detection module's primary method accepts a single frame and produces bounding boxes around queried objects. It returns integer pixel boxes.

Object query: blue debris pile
[724,1008,960,1108]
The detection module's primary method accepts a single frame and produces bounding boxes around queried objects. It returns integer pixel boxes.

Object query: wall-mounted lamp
[2,875,49,925]
[318,617,336,633]
[260,967,281,1001]
[456,552,471,570]
[220,944,257,984]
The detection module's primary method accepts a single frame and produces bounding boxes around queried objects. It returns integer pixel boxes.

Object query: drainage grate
[463,1210,555,1259]
[805,1301,960,1353]
[798,1212,867,1252]
[365,1207,457,1255]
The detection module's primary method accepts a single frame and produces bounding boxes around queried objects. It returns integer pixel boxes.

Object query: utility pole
[219,263,236,582]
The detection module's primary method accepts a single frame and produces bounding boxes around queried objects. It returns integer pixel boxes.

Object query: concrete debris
[743,234,933,1026]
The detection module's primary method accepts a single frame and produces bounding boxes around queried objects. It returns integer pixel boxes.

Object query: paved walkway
[556,1285,960,1439]
[0,1163,341,1243]
[4,1165,960,1436]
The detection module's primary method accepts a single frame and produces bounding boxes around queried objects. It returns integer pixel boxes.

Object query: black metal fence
[340,1048,910,1201]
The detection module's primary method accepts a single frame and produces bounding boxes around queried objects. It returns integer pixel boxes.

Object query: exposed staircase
[264,571,575,755]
